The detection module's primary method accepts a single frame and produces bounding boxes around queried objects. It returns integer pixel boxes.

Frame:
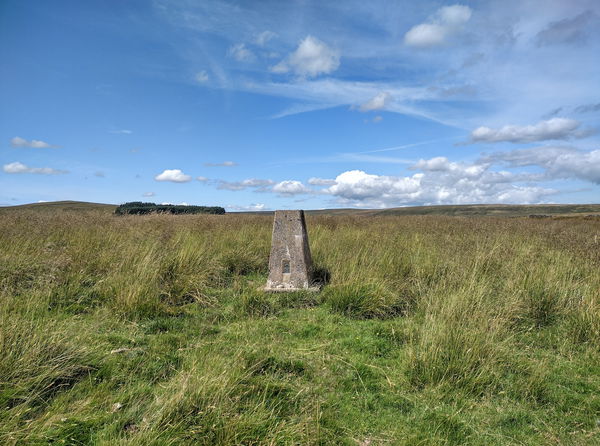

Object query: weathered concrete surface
[265,210,317,291]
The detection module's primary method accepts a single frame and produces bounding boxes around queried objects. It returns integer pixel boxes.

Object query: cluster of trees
[115,202,225,215]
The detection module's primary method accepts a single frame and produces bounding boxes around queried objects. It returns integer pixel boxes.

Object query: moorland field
[0,203,599,445]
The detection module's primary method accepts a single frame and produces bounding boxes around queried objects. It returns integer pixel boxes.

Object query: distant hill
[368,203,600,217]
[1,201,599,217]
[0,200,116,213]
[239,203,600,217]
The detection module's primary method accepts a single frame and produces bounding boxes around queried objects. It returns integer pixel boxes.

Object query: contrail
[358,137,455,154]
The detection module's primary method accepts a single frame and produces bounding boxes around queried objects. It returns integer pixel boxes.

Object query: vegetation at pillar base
[115,201,225,215]
[0,205,599,445]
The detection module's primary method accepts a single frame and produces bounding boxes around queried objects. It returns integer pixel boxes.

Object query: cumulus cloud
[256,30,277,46]
[143,192,156,197]
[404,4,472,48]
[204,161,237,167]
[469,118,592,143]
[228,43,255,62]
[217,178,274,191]
[10,136,56,148]
[3,161,68,175]
[300,147,600,207]
[481,146,600,184]
[536,11,598,47]
[324,170,422,203]
[196,176,209,182]
[271,36,340,78]
[319,163,554,208]
[195,70,209,83]
[154,169,192,183]
[272,180,313,195]
[359,92,391,112]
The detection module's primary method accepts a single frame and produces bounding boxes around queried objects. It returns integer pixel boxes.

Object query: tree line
[115,202,225,215]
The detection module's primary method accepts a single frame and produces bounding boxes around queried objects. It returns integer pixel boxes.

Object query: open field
[3,200,600,218]
[1,206,599,445]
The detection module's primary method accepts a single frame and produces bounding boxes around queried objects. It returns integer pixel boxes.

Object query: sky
[1,0,599,211]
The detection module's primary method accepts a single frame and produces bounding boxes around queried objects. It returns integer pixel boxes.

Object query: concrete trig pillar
[265,210,317,291]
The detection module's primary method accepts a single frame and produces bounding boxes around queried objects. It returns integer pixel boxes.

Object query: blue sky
[1,0,599,210]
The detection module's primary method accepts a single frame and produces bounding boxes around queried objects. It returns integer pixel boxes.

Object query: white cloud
[405,24,447,47]
[315,157,559,207]
[272,180,313,195]
[437,4,472,26]
[143,192,156,197]
[227,203,268,211]
[196,176,209,182]
[404,4,472,48]
[256,30,277,46]
[109,129,132,134]
[239,78,448,124]
[372,116,383,123]
[325,170,422,202]
[3,161,67,175]
[195,70,209,83]
[228,43,255,62]
[204,161,237,167]
[308,177,336,186]
[359,92,391,112]
[481,146,600,184]
[470,118,589,143]
[271,36,340,78]
[10,136,56,148]
[154,169,192,183]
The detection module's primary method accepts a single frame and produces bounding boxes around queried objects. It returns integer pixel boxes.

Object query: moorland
[0,202,599,445]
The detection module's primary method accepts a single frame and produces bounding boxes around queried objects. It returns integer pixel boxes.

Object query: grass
[0,207,599,444]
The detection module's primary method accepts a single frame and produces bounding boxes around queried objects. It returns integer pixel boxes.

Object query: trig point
[265,210,317,292]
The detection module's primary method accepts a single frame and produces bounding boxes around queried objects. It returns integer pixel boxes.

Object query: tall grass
[0,209,599,444]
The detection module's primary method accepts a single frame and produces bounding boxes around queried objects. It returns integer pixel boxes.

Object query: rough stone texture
[265,210,316,291]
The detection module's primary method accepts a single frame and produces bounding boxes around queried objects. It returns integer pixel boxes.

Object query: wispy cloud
[228,43,255,62]
[3,161,68,175]
[574,103,600,114]
[195,70,209,83]
[216,178,274,191]
[468,118,593,144]
[536,11,598,47]
[204,161,237,167]
[109,129,133,134]
[10,136,58,148]
[255,30,277,46]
